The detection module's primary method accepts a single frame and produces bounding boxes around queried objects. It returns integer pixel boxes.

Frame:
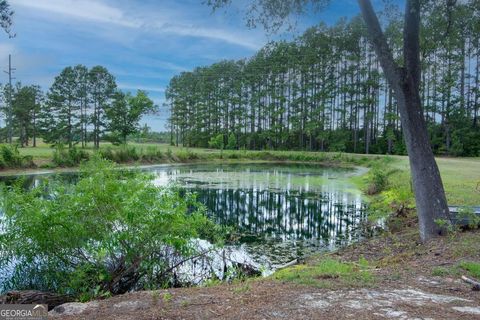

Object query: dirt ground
[49,228,480,320]
[49,280,480,319]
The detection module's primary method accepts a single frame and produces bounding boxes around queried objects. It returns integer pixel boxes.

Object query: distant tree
[106,90,155,144]
[42,67,81,147]
[206,0,451,241]
[12,84,42,147]
[73,65,89,148]
[89,66,116,149]
[0,0,14,37]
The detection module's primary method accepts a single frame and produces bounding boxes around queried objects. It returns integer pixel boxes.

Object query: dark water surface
[0,163,368,268]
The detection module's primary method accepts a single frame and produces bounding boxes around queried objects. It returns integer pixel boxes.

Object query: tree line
[0,65,155,148]
[167,1,480,156]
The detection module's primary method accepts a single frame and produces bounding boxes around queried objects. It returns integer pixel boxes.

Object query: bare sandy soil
[49,228,480,320]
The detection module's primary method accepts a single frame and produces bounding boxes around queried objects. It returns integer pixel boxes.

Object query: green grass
[430,261,480,279]
[431,266,459,277]
[460,261,480,278]
[390,156,480,206]
[272,258,374,288]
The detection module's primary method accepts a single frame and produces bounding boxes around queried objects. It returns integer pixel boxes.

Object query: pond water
[0,163,369,272]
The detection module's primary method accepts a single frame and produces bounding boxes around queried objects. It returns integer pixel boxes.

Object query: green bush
[226,133,237,150]
[0,157,222,299]
[97,146,139,163]
[141,146,164,162]
[0,144,35,168]
[52,145,90,167]
[208,134,224,149]
[457,207,480,229]
[365,164,389,195]
[175,149,199,161]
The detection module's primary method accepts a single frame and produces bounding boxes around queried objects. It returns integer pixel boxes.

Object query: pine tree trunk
[358,0,450,242]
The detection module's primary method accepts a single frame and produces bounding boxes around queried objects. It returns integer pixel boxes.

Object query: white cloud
[11,0,139,28]
[10,0,263,50]
[157,23,261,50]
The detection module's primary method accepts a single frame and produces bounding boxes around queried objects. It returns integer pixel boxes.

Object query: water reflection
[0,163,367,266]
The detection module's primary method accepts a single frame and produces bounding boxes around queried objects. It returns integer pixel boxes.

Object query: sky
[1,0,402,131]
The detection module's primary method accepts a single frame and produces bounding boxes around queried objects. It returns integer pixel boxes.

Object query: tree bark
[358,0,450,242]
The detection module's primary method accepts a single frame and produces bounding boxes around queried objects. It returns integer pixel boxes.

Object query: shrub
[175,149,199,161]
[226,133,237,150]
[98,147,115,162]
[208,134,224,149]
[457,207,480,229]
[0,144,35,168]
[365,164,389,195]
[53,145,89,167]
[97,146,139,163]
[0,157,222,299]
[113,146,139,163]
[142,146,164,162]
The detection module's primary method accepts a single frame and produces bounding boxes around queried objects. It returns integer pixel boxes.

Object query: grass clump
[273,258,373,288]
[431,266,458,277]
[460,261,480,278]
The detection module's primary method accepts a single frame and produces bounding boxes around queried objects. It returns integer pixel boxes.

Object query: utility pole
[4,54,15,144]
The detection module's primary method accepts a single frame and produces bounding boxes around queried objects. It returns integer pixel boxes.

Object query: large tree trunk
[358,0,451,242]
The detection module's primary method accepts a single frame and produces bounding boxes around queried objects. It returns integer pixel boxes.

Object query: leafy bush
[141,146,164,162]
[52,145,89,167]
[0,144,35,169]
[175,149,199,161]
[226,133,237,150]
[208,134,224,149]
[0,157,222,299]
[98,146,139,163]
[365,164,389,195]
[457,207,480,229]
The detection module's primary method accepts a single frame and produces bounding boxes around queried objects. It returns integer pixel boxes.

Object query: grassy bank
[6,141,480,207]
[269,150,480,295]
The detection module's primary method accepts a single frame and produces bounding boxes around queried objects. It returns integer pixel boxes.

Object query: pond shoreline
[0,158,367,177]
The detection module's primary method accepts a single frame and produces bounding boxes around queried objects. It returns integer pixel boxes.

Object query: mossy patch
[272,258,374,288]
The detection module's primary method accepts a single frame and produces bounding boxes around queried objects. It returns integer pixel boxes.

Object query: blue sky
[1,0,401,131]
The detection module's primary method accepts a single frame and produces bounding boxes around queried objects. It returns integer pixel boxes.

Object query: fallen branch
[0,291,73,310]
[461,275,480,291]
[276,259,298,270]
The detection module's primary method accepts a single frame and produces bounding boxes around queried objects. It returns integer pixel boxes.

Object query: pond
[0,163,369,274]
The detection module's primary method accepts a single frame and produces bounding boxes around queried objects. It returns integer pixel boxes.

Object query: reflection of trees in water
[193,187,366,245]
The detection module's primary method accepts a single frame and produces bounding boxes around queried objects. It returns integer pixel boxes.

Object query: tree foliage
[0,157,221,299]
[0,0,13,37]
[168,1,480,157]
[106,90,156,144]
